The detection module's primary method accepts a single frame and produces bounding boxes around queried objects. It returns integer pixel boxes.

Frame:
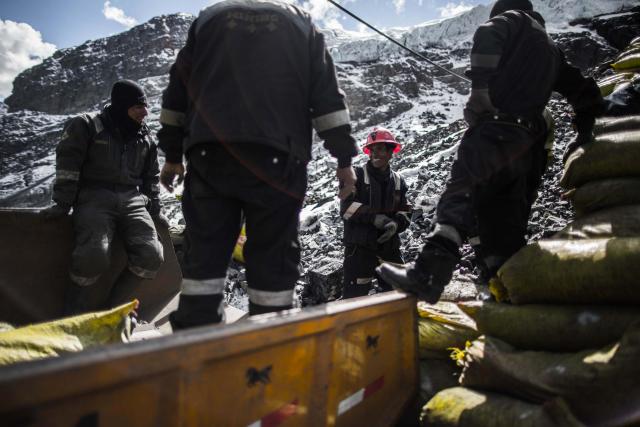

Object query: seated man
[42,80,166,315]
[341,128,411,299]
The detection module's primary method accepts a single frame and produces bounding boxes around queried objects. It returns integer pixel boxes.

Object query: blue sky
[0,0,493,98]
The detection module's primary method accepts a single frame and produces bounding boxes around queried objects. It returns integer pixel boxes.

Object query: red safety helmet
[363,127,401,154]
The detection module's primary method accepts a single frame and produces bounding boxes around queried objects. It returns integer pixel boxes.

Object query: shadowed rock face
[5,14,193,115]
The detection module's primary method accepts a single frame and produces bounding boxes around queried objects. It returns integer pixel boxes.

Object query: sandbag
[417,302,478,358]
[0,301,136,366]
[554,204,640,237]
[420,387,582,427]
[560,129,640,189]
[419,359,461,404]
[612,53,640,71]
[593,114,640,134]
[232,225,247,263]
[458,301,640,352]
[491,238,640,304]
[617,47,640,60]
[566,180,640,216]
[459,323,640,425]
[598,73,634,97]
[603,76,640,116]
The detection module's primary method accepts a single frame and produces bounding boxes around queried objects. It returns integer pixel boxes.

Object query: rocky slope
[1,1,638,310]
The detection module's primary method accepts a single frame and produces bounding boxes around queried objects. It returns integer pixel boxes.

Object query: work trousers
[435,122,547,273]
[170,143,307,329]
[71,186,164,287]
[342,244,404,299]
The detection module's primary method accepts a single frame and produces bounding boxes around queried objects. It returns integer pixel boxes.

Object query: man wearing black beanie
[41,79,166,315]
[379,0,605,302]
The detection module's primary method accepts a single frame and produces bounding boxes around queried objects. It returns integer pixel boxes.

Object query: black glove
[377,220,398,244]
[153,213,170,229]
[40,204,70,219]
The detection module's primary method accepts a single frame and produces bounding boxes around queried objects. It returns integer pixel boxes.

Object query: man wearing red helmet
[340,127,411,299]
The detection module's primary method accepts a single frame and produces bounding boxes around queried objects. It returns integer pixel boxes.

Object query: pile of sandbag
[416,302,478,404]
[598,36,640,116]
[420,40,640,427]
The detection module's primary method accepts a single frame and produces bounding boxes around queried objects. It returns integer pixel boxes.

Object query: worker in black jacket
[378,0,605,302]
[41,80,165,314]
[341,128,411,299]
[157,0,358,329]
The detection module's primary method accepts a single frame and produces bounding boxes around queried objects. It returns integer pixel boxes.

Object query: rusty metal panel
[0,208,181,325]
[328,298,418,427]
[0,292,417,426]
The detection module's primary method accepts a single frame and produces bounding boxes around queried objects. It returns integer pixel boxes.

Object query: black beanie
[110,79,147,111]
[490,0,533,18]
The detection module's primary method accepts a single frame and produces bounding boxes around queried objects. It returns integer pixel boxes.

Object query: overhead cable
[325,0,471,85]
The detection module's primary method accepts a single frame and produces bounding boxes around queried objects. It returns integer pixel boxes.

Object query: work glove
[160,162,185,193]
[377,220,398,244]
[336,166,357,201]
[153,213,170,229]
[373,214,392,229]
[463,88,497,128]
[40,203,70,219]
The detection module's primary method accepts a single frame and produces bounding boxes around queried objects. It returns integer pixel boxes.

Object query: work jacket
[341,162,411,250]
[158,0,357,167]
[52,107,161,214]
[467,10,603,123]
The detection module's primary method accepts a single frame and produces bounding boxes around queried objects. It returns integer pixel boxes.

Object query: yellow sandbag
[618,46,640,60]
[560,130,640,189]
[556,204,640,237]
[232,225,246,263]
[565,181,640,217]
[492,238,640,304]
[612,53,640,71]
[458,301,640,351]
[0,301,137,366]
[420,387,582,427]
[459,323,640,425]
[417,302,478,358]
[597,73,633,96]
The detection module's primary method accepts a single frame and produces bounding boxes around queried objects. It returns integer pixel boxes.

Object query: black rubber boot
[376,237,460,303]
[169,294,225,331]
[108,268,144,308]
[249,302,293,316]
[63,283,96,316]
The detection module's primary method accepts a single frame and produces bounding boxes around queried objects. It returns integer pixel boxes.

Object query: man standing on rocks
[42,80,166,315]
[157,0,358,329]
[341,128,411,299]
[377,0,604,302]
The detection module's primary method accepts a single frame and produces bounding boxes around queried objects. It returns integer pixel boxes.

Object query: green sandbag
[459,323,640,425]
[560,130,640,189]
[420,387,582,427]
[554,204,640,238]
[492,238,640,304]
[566,180,640,216]
[417,302,479,358]
[593,115,640,134]
[458,301,640,351]
[419,359,461,404]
